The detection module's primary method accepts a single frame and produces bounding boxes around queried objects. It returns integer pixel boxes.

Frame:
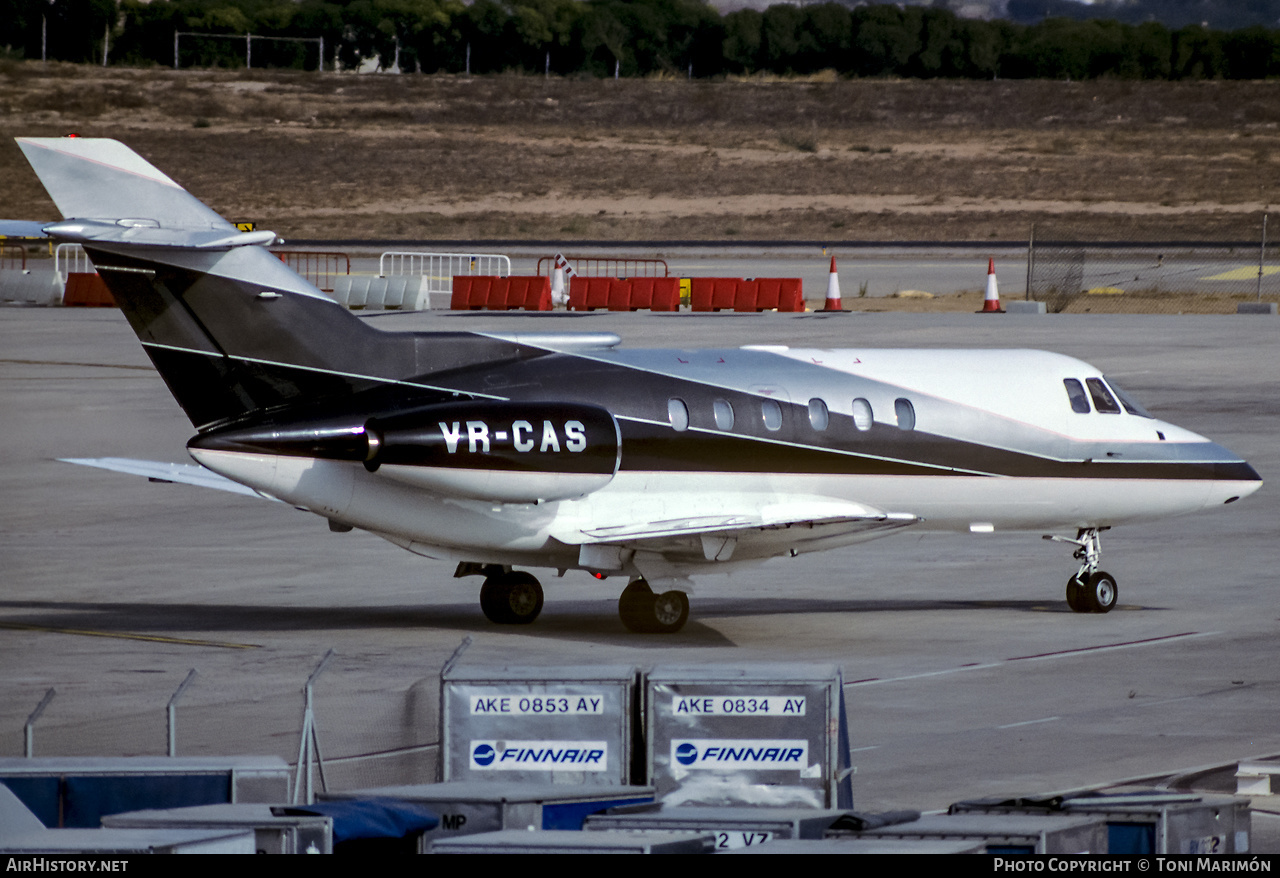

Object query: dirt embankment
[1,64,1277,242]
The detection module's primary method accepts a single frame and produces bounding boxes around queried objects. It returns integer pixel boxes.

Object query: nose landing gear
[1046,528,1117,614]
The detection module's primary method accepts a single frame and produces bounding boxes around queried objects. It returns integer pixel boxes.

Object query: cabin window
[761,399,783,431]
[713,398,735,431]
[1064,379,1091,413]
[1086,378,1121,414]
[852,398,874,432]
[668,398,690,431]
[895,398,916,432]
[1105,377,1154,418]
[808,398,829,431]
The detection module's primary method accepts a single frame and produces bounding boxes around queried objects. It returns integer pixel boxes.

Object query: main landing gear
[1045,527,1117,614]
[619,579,690,634]
[465,565,690,633]
[479,569,544,625]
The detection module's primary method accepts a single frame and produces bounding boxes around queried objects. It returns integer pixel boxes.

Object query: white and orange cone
[978,258,1004,313]
[822,255,845,311]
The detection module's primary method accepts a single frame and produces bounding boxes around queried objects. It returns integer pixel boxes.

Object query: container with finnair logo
[442,665,637,784]
[469,740,608,771]
[646,663,852,808]
[671,739,808,770]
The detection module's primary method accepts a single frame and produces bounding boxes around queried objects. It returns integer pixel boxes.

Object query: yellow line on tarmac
[0,621,259,649]
[1202,266,1280,281]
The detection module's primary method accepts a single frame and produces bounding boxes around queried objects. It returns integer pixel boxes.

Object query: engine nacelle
[190,400,621,504]
[365,401,619,502]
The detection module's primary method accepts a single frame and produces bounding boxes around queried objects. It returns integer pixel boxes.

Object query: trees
[6,1,1280,81]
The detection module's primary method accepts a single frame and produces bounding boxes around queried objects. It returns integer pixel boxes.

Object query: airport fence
[274,250,350,293]
[379,251,511,300]
[11,659,443,796]
[0,242,27,271]
[1025,215,1280,314]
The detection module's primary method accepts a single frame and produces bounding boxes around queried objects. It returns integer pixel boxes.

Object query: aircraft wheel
[1065,576,1087,613]
[650,590,690,634]
[1083,571,1117,614]
[480,571,544,625]
[619,580,657,633]
[619,580,689,634]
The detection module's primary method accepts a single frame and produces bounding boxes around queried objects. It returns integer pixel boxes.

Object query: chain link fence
[1026,215,1280,313]
[11,668,443,796]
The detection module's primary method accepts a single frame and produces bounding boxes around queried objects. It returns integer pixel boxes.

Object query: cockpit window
[1086,378,1121,414]
[1064,379,1091,414]
[1105,377,1154,418]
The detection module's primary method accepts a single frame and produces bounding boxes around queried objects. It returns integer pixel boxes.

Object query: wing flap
[568,500,917,544]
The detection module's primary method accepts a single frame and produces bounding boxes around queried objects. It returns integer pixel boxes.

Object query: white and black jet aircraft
[13,137,1263,633]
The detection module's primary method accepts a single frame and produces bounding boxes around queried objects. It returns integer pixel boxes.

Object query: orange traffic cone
[978,258,1004,313]
[822,255,845,311]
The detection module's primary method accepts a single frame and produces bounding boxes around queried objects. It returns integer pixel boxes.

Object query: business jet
[13,137,1262,634]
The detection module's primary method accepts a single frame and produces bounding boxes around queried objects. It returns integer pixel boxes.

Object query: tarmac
[1,305,1278,849]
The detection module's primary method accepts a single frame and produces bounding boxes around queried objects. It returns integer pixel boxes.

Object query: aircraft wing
[59,458,274,501]
[552,498,918,556]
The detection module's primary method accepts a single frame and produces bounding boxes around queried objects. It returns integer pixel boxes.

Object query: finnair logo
[469,740,608,771]
[671,739,808,770]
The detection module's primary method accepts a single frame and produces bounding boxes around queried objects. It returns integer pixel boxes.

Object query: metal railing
[379,252,511,296]
[536,255,669,278]
[54,243,92,277]
[274,250,351,293]
[0,242,27,271]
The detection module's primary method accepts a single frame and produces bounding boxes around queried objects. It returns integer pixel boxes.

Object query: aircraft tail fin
[17,137,236,231]
[16,137,424,431]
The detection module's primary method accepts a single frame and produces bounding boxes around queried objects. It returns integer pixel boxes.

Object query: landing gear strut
[479,570,544,625]
[618,579,689,634]
[1046,528,1117,614]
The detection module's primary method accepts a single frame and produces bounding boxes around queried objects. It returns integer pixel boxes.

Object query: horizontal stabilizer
[59,457,273,501]
[42,219,278,250]
[0,220,55,238]
[17,138,234,230]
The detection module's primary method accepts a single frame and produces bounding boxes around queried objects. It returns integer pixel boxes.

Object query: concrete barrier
[0,269,63,306]
[63,273,114,307]
[567,277,680,312]
[452,276,552,311]
[332,275,431,311]
[1005,300,1048,314]
[1236,302,1277,315]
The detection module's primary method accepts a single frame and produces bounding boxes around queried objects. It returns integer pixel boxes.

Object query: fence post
[1024,223,1035,302]
[293,649,335,805]
[167,669,198,757]
[24,688,56,758]
[174,31,179,69]
[1259,213,1268,303]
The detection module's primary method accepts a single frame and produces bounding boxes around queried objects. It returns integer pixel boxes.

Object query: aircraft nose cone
[1207,454,1262,509]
